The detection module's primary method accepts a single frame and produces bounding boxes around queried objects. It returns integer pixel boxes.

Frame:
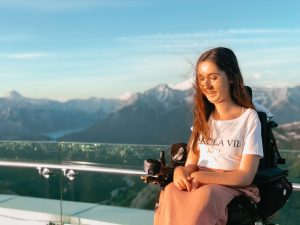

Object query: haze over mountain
[1,83,300,149]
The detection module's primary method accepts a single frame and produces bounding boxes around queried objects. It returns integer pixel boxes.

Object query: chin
[206,96,218,104]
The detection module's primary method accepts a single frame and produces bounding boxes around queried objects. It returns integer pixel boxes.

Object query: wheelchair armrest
[254,167,288,184]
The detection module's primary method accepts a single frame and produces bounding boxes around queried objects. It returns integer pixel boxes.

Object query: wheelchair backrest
[244,85,285,170]
[257,111,285,170]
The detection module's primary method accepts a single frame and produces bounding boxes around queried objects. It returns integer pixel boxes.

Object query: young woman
[154,47,264,225]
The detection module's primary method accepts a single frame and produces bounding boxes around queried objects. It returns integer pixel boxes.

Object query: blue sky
[0,0,300,100]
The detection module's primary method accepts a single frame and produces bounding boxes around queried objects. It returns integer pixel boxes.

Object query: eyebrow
[197,72,220,77]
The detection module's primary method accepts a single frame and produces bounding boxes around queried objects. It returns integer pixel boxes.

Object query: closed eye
[199,76,205,81]
[210,74,218,80]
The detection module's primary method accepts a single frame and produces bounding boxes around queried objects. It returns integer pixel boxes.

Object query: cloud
[252,73,261,80]
[0,0,142,11]
[226,28,300,34]
[116,28,300,43]
[1,28,299,99]
[115,28,300,56]
[114,29,300,78]
[1,52,49,59]
[169,77,194,91]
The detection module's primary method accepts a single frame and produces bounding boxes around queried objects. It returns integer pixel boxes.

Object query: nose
[201,79,212,89]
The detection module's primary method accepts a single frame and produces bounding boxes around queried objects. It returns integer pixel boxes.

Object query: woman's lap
[154,182,240,225]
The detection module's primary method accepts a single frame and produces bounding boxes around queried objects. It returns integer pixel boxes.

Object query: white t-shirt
[197,108,264,170]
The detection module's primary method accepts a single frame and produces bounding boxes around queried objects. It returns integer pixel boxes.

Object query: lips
[204,91,216,96]
[203,91,217,100]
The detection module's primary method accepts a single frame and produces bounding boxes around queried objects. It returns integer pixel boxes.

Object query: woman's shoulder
[245,108,257,115]
[242,108,261,124]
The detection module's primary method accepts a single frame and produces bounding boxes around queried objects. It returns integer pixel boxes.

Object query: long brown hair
[189,47,255,154]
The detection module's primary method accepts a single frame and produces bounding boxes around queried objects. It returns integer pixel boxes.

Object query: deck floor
[0,194,154,225]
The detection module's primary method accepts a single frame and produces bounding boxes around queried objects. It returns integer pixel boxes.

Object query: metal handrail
[0,160,299,191]
[0,160,146,175]
[292,183,300,191]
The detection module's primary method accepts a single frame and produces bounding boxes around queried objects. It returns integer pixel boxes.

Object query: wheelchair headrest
[245,85,252,98]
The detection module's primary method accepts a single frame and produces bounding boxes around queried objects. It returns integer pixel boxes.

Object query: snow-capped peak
[118,92,133,101]
[169,78,194,91]
[7,90,23,99]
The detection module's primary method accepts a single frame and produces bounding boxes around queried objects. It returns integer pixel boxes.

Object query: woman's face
[197,61,232,105]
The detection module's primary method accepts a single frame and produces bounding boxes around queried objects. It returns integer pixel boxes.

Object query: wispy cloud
[115,28,300,56]
[117,28,300,42]
[0,52,49,59]
[0,0,142,11]
[1,27,299,99]
[113,28,300,90]
[226,28,300,34]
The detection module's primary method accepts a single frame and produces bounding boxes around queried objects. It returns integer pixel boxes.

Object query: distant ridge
[0,91,128,141]
[1,83,300,149]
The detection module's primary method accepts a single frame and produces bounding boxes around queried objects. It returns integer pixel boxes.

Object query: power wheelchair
[141,88,293,225]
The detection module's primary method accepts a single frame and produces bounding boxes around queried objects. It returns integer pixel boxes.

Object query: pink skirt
[154,182,241,225]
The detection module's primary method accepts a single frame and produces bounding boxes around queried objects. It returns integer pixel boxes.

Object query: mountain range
[0,91,127,140]
[1,83,299,149]
[62,84,194,145]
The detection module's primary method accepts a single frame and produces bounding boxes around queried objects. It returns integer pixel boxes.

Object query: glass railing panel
[0,141,60,163]
[59,142,169,169]
[59,142,167,208]
[0,141,62,200]
[0,141,62,224]
[59,142,167,205]
[60,172,155,225]
[59,142,167,224]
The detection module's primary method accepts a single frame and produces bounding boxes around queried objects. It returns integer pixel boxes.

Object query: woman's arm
[173,143,199,191]
[189,154,260,187]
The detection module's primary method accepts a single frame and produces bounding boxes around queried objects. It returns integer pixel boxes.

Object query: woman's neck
[213,101,243,120]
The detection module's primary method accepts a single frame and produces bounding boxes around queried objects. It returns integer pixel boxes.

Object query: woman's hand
[173,166,192,192]
[188,172,201,190]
